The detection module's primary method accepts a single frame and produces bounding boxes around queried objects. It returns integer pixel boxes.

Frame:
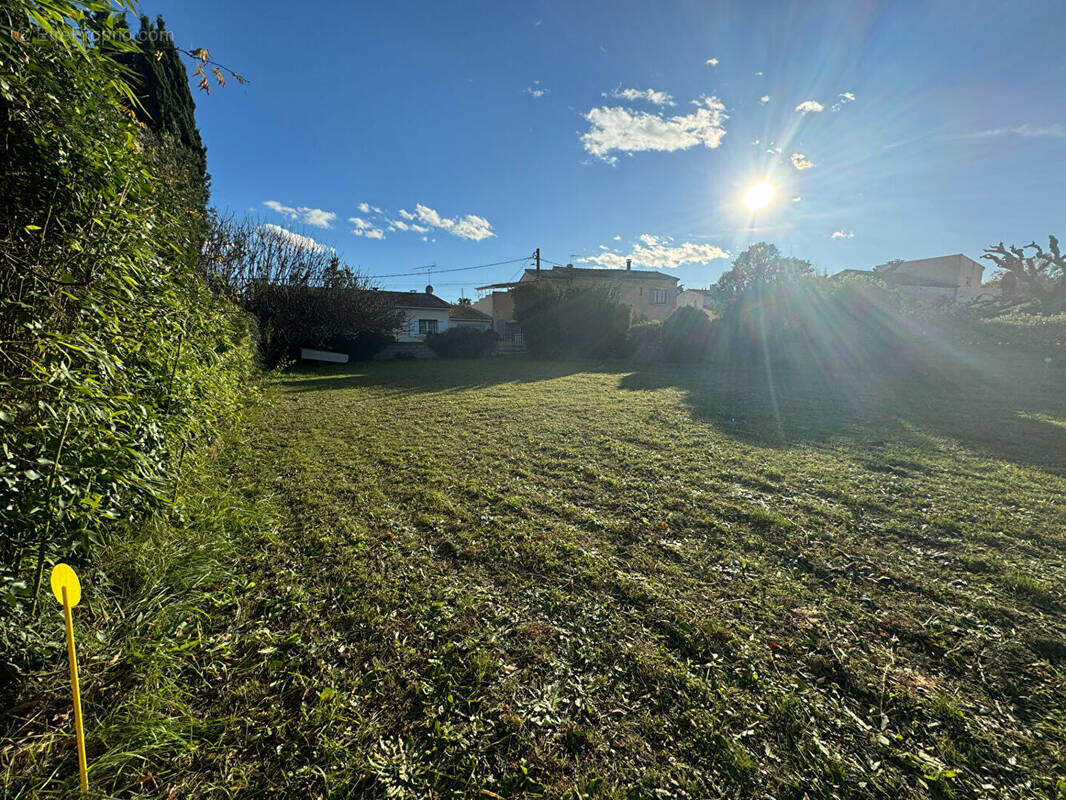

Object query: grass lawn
[174,354,1064,799]
[8,354,1066,798]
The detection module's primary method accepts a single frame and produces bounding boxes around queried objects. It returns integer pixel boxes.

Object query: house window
[418,318,439,336]
[650,287,670,305]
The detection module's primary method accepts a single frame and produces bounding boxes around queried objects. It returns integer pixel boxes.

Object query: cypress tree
[113,14,208,185]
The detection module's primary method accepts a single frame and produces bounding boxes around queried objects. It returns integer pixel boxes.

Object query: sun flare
[744,180,774,211]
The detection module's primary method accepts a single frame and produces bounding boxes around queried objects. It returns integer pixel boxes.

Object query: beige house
[677,288,716,316]
[834,254,998,303]
[475,263,680,343]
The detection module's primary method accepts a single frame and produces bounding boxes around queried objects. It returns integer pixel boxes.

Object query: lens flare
[744,180,774,211]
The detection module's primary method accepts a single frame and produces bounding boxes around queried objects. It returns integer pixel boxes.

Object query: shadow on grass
[282,358,602,395]
[283,351,1066,475]
[618,353,1066,474]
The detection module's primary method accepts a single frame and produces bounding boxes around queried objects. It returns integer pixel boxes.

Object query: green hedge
[0,3,256,623]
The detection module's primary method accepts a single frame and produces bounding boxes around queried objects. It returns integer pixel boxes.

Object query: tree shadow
[617,354,1066,476]
[282,358,605,395]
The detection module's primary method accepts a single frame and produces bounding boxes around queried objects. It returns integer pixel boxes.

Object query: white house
[373,286,454,358]
[377,286,453,341]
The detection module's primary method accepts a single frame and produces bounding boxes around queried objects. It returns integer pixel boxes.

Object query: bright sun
[744,180,774,211]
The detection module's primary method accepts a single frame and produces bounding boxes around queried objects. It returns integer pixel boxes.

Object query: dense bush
[425,327,498,358]
[627,320,663,362]
[326,330,396,361]
[708,274,951,377]
[513,282,631,359]
[969,312,1066,358]
[0,3,255,623]
[204,217,404,366]
[661,306,713,362]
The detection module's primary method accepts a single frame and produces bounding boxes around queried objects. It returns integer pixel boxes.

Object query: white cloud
[605,86,675,106]
[795,100,824,113]
[792,196,802,202]
[262,200,336,229]
[580,235,729,269]
[257,223,327,252]
[349,216,385,239]
[357,202,370,213]
[581,96,728,162]
[831,92,856,112]
[759,95,770,104]
[612,235,621,240]
[414,203,495,241]
[350,203,494,241]
[790,153,815,170]
[754,71,764,77]
[526,82,549,98]
[831,230,854,239]
[963,123,1066,139]
[706,57,719,66]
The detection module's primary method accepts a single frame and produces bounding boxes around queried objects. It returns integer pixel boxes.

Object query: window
[418,318,439,336]
[650,287,670,305]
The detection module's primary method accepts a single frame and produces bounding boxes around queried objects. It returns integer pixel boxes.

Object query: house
[373,285,453,359]
[472,289,524,351]
[677,288,716,316]
[449,300,494,331]
[475,261,680,343]
[834,254,997,303]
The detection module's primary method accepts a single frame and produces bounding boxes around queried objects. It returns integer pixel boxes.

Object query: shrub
[707,274,955,378]
[661,306,713,362]
[628,321,663,362]
[204,219,405,366]
[425,327,498,358]
[513,283,631,359]
[327,330,396,361]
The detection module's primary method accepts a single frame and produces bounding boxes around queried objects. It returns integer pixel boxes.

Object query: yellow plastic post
[50,563,88,795]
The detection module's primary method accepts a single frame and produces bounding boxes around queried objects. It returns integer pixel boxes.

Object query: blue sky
[149,0,1066,301]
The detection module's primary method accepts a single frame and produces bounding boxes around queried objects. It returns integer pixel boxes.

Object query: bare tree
[201,215,404,364]
[982,236,1065,314]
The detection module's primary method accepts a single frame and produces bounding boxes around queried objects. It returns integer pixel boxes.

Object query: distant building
[475,262,680,345]
[373,285,453,358]
[834,254,998,303]
[677,288,716,316]
[449,301,493,331]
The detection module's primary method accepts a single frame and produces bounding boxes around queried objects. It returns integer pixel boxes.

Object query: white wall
[394,307,451,342]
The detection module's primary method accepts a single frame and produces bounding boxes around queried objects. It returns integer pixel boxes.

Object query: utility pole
[534,247,540,272]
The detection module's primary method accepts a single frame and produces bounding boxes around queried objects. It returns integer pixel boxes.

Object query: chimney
[626,258,632,271]
[425,284,433,295]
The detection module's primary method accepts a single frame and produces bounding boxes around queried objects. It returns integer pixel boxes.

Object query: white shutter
[410,317,419,337]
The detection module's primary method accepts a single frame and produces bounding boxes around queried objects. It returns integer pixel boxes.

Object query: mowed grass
[164,354,1063,800]
[16,355,1061,798]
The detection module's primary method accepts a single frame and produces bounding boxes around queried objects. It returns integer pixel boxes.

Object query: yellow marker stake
[50,563,88,795]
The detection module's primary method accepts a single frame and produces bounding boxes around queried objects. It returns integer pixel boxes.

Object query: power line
[364,255,532,280]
